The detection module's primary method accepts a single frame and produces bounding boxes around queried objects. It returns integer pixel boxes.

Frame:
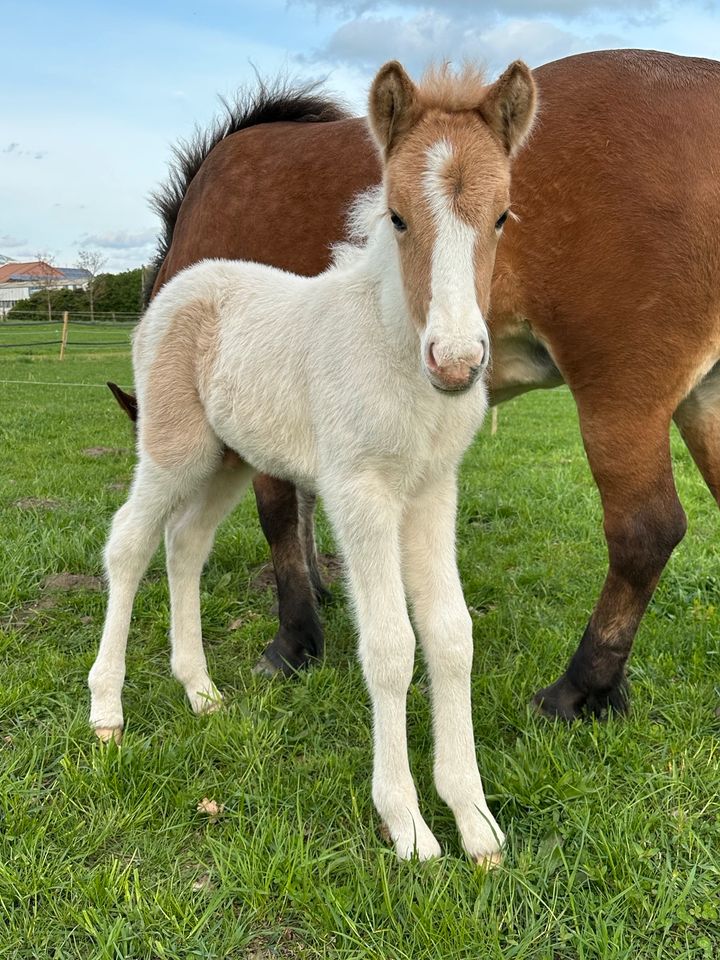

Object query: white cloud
[0,234,29,249]
[2,141,48,160]
[303,10,620,75]
[301,0,668,21]
[79,229,157,251]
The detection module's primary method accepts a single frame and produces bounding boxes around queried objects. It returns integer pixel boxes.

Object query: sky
[2,0,719,273]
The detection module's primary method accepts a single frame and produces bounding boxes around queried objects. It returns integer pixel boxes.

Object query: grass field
[1,325,719,959]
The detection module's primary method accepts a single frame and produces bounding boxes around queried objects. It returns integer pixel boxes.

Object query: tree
[34,251,57,322]
[76,249,107,322]
[6,265,144,322]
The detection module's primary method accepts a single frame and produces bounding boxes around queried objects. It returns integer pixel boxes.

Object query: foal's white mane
[329,185,387,270]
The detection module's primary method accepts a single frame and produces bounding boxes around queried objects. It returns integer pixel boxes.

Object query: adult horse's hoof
[253,624,322,678]
[94,726,123,745]
[532,672,628,720]
[252,654,289,678]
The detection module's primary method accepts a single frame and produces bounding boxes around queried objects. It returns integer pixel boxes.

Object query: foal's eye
[495,210,510,231]
[389,210,407,232]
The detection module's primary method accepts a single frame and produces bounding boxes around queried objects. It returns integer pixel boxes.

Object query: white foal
[89,58,537,862]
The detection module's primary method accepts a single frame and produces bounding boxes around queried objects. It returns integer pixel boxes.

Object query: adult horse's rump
[147,49,720,718]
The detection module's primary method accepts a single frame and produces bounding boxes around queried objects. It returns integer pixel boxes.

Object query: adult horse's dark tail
[121,77,349,414]
[143,76,350,305]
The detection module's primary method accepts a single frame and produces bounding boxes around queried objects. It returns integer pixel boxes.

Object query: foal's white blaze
[422,140,489,390]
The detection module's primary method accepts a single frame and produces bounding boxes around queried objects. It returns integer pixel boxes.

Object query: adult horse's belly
[155,49,720,404]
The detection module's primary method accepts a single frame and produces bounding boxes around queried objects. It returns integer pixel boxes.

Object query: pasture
[1,327,719,958]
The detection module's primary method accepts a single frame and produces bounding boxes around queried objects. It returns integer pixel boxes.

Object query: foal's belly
[205,378,320,490]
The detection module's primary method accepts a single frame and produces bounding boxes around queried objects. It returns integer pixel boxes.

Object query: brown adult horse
[137,48,720,720]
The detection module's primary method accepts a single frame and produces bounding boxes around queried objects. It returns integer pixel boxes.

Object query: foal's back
[133,258,319,475]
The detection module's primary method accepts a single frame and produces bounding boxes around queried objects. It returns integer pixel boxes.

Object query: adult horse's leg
[534,403,687,719]
[252,474,324,676]
[298,490,332,604]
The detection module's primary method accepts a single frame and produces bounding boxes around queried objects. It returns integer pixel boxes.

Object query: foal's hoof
[188,688,223,716]
[532,672,629,721]
[94,726,123,745]
[475,850,503,870]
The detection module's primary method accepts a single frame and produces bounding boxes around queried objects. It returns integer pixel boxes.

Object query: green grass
[1,338,719,959]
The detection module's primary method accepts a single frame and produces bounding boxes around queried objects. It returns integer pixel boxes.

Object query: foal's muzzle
[425,340,488,394]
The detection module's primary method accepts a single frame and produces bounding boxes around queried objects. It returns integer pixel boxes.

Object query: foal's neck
[355,210,417,351]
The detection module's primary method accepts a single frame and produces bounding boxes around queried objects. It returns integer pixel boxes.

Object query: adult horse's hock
[146,48,720,719]
[90,59,537,862]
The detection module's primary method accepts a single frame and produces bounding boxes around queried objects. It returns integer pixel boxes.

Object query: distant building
[0,261,91,316]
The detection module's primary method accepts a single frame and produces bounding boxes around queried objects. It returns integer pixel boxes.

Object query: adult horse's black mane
[145,76,349,304]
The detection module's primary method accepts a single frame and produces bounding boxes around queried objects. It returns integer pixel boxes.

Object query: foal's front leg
[322,474,441,860]
[402,473,505,865]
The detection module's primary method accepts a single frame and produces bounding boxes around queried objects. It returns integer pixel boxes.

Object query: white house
[0,260,91,316]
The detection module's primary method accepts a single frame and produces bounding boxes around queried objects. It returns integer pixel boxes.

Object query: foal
[89,59,536,862]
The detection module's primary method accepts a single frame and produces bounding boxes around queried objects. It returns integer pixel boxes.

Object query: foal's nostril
[470,341,487,369]
[427,340,440,373]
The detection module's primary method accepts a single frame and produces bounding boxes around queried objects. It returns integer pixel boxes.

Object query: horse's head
[368,59,537,393]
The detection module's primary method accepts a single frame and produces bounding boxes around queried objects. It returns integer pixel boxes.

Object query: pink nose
[426,341,486,392]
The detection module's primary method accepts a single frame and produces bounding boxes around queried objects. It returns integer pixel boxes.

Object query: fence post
[59,311,69,360]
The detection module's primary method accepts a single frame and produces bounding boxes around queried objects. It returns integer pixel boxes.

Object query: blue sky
[2,0,719,272]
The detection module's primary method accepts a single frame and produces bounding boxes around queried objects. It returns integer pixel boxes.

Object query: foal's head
[368,60,536,393]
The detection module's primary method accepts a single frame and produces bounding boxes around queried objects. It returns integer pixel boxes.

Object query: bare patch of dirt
[13,497,62,511]
[7,594,58,628]
[250,552,342,593]
[246,930,310,960]
[82,446,130,458]
[43,573,103,592]
[5,572,104,630]
[317,552,342,584]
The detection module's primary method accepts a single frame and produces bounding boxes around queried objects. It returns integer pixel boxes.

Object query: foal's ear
[479,60,537,156]
[368,61,421,154]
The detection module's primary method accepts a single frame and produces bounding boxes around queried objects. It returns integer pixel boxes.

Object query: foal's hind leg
[534,404,687,720]
[252,475,324,676]
[89,456,217,740]
[165,459,255,713]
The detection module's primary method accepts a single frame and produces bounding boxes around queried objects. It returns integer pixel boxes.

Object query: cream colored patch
[95,726,123,745]
[142,299,219,468]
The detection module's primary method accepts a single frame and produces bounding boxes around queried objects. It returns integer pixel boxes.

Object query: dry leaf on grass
[197,797,224,821]
[191,873,216,893]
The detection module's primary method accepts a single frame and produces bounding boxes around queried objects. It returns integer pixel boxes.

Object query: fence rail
[0,313,137,356]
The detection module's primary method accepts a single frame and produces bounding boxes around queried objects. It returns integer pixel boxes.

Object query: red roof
[0,261,63,283]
